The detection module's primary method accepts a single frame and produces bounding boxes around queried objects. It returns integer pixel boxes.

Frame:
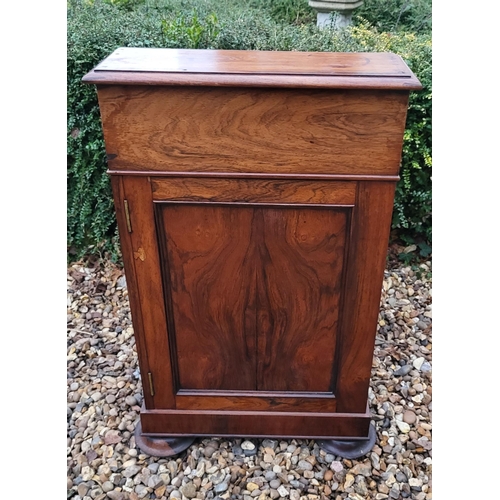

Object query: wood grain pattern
[151,178,355,205]
[256,208,347,392]
[175,392,336,412]
[140,407,371,438]
[83,48,422,89]
[158,204,257,391]
[110,176,155,409]
[93,48,414,77]
[120,176,177,408]
[334,181,397,412]
[98,86,409,175]
[157,202,347,394]
[86,72,422,89]
[110,170,401,182]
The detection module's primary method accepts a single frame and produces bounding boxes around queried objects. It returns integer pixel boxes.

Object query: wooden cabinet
[83,48,421,457]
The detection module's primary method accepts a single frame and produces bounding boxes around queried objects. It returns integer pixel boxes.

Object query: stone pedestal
[309,0,363,28]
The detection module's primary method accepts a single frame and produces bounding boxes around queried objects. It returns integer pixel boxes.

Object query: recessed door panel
[157,204,257,391]
[157,201,349,396]
[256,207,347,392]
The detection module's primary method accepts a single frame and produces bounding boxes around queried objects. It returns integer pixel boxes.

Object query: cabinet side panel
[335,181,396,412]
[257,207,348,392]
[99,86,409,176]
[157,204,258,391]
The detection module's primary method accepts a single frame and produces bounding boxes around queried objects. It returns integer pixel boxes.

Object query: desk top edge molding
[82,47,422,90]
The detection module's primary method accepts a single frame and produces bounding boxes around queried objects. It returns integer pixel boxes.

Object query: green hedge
[68,0,431,259]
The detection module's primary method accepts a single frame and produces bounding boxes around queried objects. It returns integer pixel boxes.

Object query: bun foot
[134,421,196,457]
[317,423,377,459]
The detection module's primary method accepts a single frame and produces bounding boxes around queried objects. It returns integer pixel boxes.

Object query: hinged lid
[83,47,421,90]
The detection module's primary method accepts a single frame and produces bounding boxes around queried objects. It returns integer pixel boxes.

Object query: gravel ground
[67,258,432,500]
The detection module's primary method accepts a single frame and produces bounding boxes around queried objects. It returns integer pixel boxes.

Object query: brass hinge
[148,372,155,397]
[123,199,132,233]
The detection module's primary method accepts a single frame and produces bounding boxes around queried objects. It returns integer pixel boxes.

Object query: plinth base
[134,421,196,457]
[317,423,376,459]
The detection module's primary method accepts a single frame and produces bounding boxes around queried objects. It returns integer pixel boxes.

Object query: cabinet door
[149,177,356,410]
[114,176,394,414]
[156,203,347,394]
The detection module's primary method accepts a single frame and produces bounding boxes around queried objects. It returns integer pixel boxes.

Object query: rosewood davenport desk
[83,48,421,458]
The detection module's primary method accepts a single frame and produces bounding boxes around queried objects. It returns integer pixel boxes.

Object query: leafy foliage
[244,0,316,25]
[354,0,431,33]
[161,12,220,48]
[103,0,145,10]
[68,0,431,258]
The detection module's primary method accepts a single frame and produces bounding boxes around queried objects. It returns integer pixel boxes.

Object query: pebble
[263,439,278,450]
[413,357,425,370]
[107,492,125,500]
[123,465,141,478]
[215,482,228,493]
[242,440,256,450]
[298,460,313,471]
[67,261,432,500]
[171,476,182,487]
[265,471,277,481]
[135,485,149,498]
[350,462,372,477]
[421,361,432,372]
[389,483,400,498]
[394,364,412,376]
[180,482,197,498]
[277,485,289,497]
[102,482,114,493]
[344,474,354,488]
[403,410,417,424]
[125,395,137,406]
[396,421,411,433]
[78,483,89,496]
[330,461,343,473]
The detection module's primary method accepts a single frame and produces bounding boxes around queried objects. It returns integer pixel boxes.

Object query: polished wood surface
[83,48,422,89]
[85,49,420,447]
[87,72,421,89]
[254,207,346,392]
[151,178,356,205]
[141,406,371,438]
[156,203,347,393]
[110,169,401,182]
[93,48,412,76]
[175,391,337,413]
[98,86,409,175]
[158,204,257,391]
[334,181,397,412]
[118,176,177,408]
